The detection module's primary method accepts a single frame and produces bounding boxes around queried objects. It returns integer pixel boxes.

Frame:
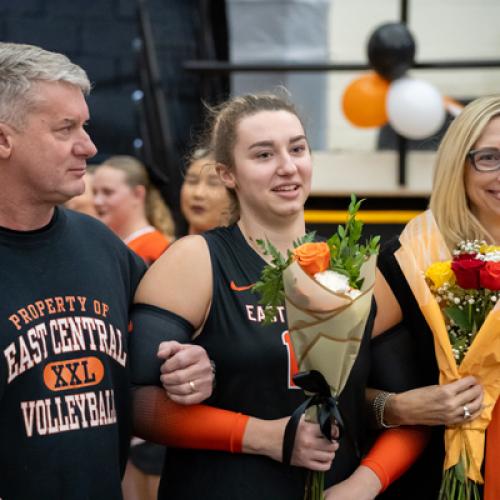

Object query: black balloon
[367,22,416,81]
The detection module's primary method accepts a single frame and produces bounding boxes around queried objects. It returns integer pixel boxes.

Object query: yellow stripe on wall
[304,210,422,224]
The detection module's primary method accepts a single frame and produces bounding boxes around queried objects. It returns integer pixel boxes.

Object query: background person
[180,147,233,235]
[93,155,175,265]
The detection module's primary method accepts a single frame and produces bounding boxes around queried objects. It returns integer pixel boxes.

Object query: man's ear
[216,163,236,189]
[0,123,14,159]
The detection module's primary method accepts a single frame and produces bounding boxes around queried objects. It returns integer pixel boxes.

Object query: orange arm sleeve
[133,386,249,453]
[360,427,430,492]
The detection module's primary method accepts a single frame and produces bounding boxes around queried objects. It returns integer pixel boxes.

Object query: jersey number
[281,330,300,390]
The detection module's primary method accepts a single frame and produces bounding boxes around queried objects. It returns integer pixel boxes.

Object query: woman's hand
[291,417,339,470]
[157,341,214,405]
[386,376,484,426]
[242,416,339,470]
[324,465,382,500]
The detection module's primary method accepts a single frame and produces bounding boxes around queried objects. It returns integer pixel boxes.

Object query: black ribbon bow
[282,370,344,466]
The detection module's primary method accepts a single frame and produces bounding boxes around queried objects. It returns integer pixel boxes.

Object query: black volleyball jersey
[0,208,146,499]
[159,224,375,500]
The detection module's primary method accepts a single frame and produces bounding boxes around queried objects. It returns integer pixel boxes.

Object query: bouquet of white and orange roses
[395,210,500,500]
[253,195,379,500]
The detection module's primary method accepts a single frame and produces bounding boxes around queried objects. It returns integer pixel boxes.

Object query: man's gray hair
[0,42,91,128]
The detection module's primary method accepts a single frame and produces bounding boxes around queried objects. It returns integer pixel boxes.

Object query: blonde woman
[93,155,174,265]
[370,96,500,499]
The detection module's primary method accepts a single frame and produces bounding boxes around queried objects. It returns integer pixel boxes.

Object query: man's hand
[157,341,214,405]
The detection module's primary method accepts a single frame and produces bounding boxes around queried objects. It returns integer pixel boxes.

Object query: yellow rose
[425,260,455,288]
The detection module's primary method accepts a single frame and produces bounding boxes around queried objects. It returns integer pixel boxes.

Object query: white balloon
[386,77,446,139]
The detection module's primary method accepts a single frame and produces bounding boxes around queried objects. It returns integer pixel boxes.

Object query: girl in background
[93,155,174,265]
[180,147,233,235]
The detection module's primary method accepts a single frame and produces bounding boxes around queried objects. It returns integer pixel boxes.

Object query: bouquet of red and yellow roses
[426,241,500,365]
[395,210,500,500]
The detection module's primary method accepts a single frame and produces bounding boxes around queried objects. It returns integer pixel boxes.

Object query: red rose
[480,261,500,290]
[454,252,477,261]
[451,255,485,289]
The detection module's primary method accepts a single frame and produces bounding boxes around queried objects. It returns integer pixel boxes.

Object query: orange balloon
[342,72,389,127]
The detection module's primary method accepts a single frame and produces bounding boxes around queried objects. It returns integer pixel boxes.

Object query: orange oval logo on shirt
[43,356,104,392]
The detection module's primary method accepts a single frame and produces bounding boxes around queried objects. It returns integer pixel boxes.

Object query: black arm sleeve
[129,303,195,386]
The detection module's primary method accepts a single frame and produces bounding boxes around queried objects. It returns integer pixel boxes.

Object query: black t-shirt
[159,225,375,500]
[0,208,145,500]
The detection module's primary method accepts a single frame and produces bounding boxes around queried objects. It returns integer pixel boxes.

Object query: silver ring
[189,380,196,393]
[463,405,471,420]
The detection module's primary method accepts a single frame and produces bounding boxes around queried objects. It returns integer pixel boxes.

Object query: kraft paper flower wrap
[395,210,500,499]
[283,254,377,397]
[253,196,379,500]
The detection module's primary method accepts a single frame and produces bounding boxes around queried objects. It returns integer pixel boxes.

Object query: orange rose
[292,242,330,276]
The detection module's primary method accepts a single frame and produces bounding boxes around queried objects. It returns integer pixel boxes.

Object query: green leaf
[454,455,466,483]
[293,231,316,248]
[252,235,309,324]
[251,194,380,326]
[444,306,472,332]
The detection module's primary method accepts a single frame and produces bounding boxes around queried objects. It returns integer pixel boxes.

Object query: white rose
[314,270,361,298]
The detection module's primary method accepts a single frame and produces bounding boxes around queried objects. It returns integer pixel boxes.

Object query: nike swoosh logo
[230,281,254,292]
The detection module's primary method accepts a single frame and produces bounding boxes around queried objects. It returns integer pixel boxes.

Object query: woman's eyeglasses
[468,148,500,172]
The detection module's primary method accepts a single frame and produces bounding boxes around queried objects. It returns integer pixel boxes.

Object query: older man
[0,42,212,499]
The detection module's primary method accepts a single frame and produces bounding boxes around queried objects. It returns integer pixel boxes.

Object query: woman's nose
[277,153,298,175]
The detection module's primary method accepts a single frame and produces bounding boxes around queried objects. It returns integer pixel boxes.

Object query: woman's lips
[271,184,300,198]
[190,205,206,214]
